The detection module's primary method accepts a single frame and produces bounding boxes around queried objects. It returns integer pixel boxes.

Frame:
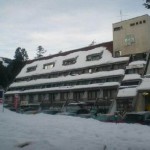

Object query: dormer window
[63,57,77,66]
[43,62,55,69]
[26,66,37,72]
[86,52,103,61]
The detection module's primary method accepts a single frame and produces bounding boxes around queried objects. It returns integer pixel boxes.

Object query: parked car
[59,102,91,118]
[123,111,150,125]
[42,107,61,115]
[94,113,123,123]
[18,104,41,114]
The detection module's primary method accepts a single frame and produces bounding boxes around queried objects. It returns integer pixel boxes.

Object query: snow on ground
[0,105,150,150]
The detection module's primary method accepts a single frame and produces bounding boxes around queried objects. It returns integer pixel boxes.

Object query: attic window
[86,52,103,61]
[26,66,37,72]
[63,57,77,66]
[43,62,55,69]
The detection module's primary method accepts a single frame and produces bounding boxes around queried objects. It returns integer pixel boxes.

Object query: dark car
[42,107,61,115]
[94,113,123,123]
[123,111,150,125]
[59,102,91,118]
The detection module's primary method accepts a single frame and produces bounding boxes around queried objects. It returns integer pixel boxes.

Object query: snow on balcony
[126,60,146,69]
[6,82,120,95]
[117,87,137,98]
[10,69,124,88]
[138,78,150,91]
[123,74,141,81]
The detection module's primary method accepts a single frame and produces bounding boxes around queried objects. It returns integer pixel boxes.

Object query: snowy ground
[0,105,150,150]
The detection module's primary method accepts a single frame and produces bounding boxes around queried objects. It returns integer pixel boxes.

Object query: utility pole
[120,10,123,21]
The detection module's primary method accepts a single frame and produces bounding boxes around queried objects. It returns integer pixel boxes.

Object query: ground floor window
[29,95,34,103]
[117,99,133,112]
[103,89,116,99]
[61,92,70,101]
[88,90,99,100]
[74,91,84,101]
[96,100,112,114]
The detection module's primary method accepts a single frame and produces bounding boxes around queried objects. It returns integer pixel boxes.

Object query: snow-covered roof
[117,87,137,98]
[126,60,146,69]
[6,82,119,95]
[17,47,129,78]
[122,74,141,81]
[10,69,124,88]
[138,78,150,91]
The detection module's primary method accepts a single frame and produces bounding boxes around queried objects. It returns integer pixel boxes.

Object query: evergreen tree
[144,0,150,9]
[0,62,8,90]
[0,47,27,90]
[14,47,23,61]
[14,47,29,61]
[21,48,29,61]
[36,46,46,58]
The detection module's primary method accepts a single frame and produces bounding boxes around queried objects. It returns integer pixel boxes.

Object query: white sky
[0,0,149,59]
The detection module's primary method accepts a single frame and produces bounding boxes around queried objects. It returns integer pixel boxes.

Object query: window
[121,81,139,86]
[26,66,37,72]
[49,93,56,101]
[130,23,135,26]
[143,20,146,23]
[88,90,99,100]
[103,89,116,99]
[106,77,119,82]
[115,51,122,57]
[125,34,135,46]
[114,26,122,31]
[63,57,77,66]
[86,51,103,61]
[89,69,92,73]
[61,92,70,100]
[43,62,55,69]
[74,91,84,100]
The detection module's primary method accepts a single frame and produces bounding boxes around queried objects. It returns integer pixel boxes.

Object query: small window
[130,23,135,26]
[43,62,55,69]
[114,26,122,31]
[139,21,142,24]
[143,20,146,23]
[26,66,37,72]
[136,22,138,25]
[89,69,92,73]
[115,51,121,57]
[86,51,103,61]
[63,57,77,66]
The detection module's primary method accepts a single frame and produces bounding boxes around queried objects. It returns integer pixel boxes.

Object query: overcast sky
[0,0,149,59]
